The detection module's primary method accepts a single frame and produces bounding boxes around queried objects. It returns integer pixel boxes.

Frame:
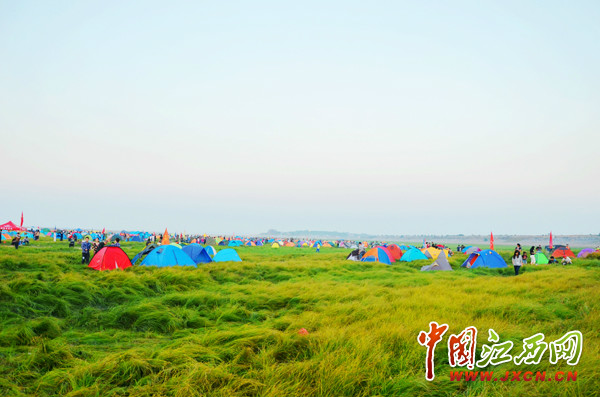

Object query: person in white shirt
[512,250,523,275]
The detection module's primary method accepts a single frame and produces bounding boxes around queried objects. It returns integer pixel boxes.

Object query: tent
[182,243,213,264]
[88,247,133,271]
[0,221,22,231]
[461,250,507,269]
[141,245,196,267]
[552,248,575,258]
[131,244,157,264]
[534,252,549,264]
[346,249,364,261]
[245,241,256,246]
[400,248,428,262]
[205,237,217,246]
[577,248,596,258]
[271,243,280,248]
[386,244,403,261]
[130,235,144,242]
[361,246,394,265]
[229,240,243,247]
[213,248,242,262]
[421,250,453,271]
[256,241,264,246]
[323,243,332,248]
[463,246,481,255]
[423,247,442,259]
[422,250,433,259]
[204,245,217,257]
[218,240,228,246]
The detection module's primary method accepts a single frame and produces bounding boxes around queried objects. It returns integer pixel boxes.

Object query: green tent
[535,252,549,264]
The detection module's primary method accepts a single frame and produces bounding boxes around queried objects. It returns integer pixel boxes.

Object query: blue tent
[400,248,428,262]
[461,249,507,269]
[182,243,213,264]
[140,245,196,267]
[204,245,217,257]
[228,240,243,247]
[256,241,264,246]
[130,235,144,242]
[213,248,242,262]
[218,240,227,246]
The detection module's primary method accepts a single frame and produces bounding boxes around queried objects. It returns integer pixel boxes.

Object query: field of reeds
[0,240,598,396]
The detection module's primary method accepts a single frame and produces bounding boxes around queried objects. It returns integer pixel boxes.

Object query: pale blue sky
[1,1,599,235]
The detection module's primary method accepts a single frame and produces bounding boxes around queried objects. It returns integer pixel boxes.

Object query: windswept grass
[0,240,598,396]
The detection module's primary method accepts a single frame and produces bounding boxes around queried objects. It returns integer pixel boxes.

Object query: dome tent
[141,245,196,267]
[421,250,453,271]
[213,248,242,262]
[182,243,213,264]
[461,249,507,269]
[361,246,394,265]
[204,245,217,257]
[89,247,133,271]
[400,248,428,262]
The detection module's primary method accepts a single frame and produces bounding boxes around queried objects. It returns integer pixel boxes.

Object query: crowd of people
[511,243,572,275]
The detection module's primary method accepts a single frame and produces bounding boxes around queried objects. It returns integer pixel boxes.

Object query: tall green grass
[0,240,598,396]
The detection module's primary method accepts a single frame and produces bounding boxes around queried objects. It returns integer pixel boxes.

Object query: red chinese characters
[418,321,449,381]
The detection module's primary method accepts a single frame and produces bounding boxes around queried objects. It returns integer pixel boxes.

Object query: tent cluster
[348,244,453,265]
[87,243,242,271]
[267,239,341,248]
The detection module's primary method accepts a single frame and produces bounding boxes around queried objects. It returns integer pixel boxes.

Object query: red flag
[549,231,553,250]
[20,212,23,228]
[490,232,494,250]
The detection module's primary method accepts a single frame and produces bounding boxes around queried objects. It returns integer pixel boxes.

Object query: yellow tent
[272,243,280,248]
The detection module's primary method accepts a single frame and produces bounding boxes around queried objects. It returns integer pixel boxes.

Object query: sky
[1,1,599,235]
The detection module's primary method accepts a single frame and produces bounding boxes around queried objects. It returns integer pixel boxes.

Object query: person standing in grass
[92,238,101,256]
[512,250,523,275]
[522,252,528,265]
[316,243,321,253]
[81,237,91,264]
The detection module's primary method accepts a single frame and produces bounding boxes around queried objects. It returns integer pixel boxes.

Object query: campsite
[2,1,599,396]
[1,237,599,396]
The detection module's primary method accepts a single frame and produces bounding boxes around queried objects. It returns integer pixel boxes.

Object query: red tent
[0,221,22,231]
[386,244,403,261]
[552,248,575,258]
[88,247,133,271]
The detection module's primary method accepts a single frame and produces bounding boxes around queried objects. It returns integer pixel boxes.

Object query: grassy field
[0,240,598,397]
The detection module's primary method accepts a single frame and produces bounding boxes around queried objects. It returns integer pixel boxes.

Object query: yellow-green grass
[0,240,598,396]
